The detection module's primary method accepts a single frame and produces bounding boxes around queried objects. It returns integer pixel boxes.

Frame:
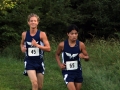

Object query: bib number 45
[28,48,39,56]
[31,49,36,54]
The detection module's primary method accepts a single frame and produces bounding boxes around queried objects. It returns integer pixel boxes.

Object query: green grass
[0,57,31,90]
[0,39,120,90]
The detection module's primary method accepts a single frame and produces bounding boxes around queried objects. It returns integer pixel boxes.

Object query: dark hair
[67,24,79,33]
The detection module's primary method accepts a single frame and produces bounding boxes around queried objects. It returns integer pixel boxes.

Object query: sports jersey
[24,30,44,60]
[62,39,81,74]
[23,30,45,76]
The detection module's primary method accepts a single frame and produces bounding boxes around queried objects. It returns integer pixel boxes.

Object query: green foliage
[114,32,120,39]
[0,0,72,49]
[70,0,120,38]
[0,0,17,10]
[82,39,120,90]
[1,44,24,60]
[1,0,120,50]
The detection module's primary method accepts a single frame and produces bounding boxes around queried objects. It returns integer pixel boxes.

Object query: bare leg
[67,82,76,90]
[27,70,38,90]
[75,83,82,90]
[37,73,44,90]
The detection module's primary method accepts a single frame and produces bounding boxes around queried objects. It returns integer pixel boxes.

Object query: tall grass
[82,39,120,90]
[0,39,120,90]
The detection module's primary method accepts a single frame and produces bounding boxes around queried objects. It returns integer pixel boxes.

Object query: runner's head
[67,24,79,41]
[27,13,40,29]
[27,13,40,22]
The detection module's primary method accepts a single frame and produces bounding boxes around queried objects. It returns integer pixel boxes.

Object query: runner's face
[67,30,78,41]
[28,16,39,29]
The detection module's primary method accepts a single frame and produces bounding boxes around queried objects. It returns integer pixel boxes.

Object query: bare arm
[32,31,51,52]
[20,32,26,53]
[55,42,66,70]
[79,42,89,61]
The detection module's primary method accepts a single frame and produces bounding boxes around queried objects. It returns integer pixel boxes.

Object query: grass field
[0,39,120,90]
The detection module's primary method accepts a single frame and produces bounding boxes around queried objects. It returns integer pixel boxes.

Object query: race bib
[28,47,39,56]
[66,61,78,70]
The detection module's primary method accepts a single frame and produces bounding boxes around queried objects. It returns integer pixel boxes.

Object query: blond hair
[27,13,40,22]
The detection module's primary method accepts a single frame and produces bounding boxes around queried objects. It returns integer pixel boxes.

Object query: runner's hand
[32,38,38,47]
[59,63,66,70]
[21,46,26,53]
[79,53,89,61]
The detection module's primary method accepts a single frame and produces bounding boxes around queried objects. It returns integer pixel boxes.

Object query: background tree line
[0,0,120,50]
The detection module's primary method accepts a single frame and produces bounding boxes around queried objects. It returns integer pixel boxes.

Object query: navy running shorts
[23,58,45,76]
[62,71,83,85]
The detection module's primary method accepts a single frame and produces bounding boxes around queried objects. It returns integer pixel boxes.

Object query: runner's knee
[31,80,38,88]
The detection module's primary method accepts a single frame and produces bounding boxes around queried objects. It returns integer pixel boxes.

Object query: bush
[1,44,25,60]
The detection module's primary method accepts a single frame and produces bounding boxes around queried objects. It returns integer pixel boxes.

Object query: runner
[55,24,89,90]
[20,13,51,90]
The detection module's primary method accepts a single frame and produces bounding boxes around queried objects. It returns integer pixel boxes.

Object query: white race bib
[28,47,39,56]
[66,61,78,70]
